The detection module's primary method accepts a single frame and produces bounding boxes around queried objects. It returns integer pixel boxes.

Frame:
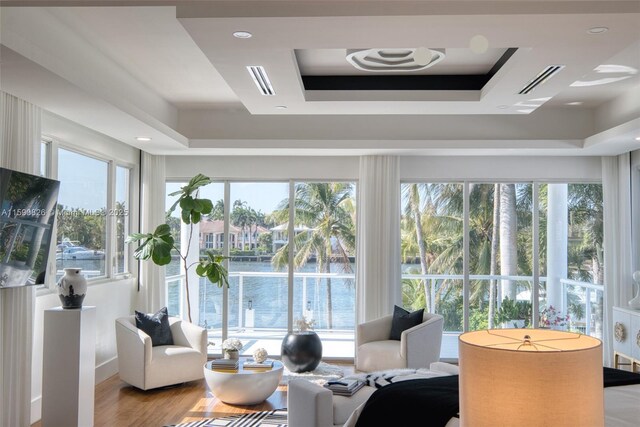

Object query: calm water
[168,259,357,330]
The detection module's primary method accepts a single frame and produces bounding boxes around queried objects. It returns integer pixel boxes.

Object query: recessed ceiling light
[566,101,583,106]
[135,136,152,142]
[587,27,608,34]
[275,105,287,109]
[233,31,252,39]
[497,105,509,109]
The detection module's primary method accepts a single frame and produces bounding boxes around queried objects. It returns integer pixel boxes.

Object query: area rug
[166,409,287,427]
[280,362,343,385]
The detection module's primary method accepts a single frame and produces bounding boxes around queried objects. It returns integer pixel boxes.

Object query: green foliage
[495,297,532,327]
[167,174,213,224]
[128,174,228,322]
[196,251,229,288]
[257,232,272,253]
[125,224,174,265]
[469,307,490,331]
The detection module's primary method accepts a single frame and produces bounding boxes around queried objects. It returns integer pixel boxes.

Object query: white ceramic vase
[57,268,87,309]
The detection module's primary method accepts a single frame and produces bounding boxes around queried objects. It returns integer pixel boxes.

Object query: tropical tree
[271,183,355,329]
[499,183,518,302]
[126,174,228,323]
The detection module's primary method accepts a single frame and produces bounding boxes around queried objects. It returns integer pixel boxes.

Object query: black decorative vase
[281,331,322,373]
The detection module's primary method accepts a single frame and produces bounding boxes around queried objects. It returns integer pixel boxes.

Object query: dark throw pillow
[134,307,174,347]
[389,305,424,340]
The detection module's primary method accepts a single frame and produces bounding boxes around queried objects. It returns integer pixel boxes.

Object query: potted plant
[539,305,570,330]
[281,316,322,373]
[222,338,243,360]
[495,298,532,328]
[126,174,228,323]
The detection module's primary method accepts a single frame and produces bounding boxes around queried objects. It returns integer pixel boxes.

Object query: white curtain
[355,156,401,324]
[602,154,633,367]
[136,152,167,313]
[0,92,41,426]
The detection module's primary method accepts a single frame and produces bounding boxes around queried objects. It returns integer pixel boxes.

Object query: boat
[56,246,105,260]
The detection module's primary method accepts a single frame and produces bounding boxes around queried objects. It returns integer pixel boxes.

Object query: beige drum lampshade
[459,329,603,427]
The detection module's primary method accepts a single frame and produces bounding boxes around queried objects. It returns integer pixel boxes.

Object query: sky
[165,181,289,217]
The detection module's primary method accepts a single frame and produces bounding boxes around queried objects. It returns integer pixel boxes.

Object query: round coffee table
[203,359,284,405]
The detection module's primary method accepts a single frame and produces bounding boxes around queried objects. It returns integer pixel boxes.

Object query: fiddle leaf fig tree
[126,174,229,323]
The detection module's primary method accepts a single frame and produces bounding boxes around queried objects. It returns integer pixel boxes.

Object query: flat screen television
[0,167,60,288]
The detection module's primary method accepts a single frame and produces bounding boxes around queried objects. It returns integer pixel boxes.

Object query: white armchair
[355,312,443,372]
[115,316,207,390]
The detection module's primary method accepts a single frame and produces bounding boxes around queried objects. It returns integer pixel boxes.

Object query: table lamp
[459,329,603,427]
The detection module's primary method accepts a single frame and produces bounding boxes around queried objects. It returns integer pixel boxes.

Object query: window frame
[38,135,137,292]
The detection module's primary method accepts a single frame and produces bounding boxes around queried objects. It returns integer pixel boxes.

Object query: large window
[56,149,108,280]
[40,139,135,285]
[401,182,603,359]
[165,180,357,358]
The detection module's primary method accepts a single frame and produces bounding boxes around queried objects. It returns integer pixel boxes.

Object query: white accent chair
[355,312,444,372]
[115,316,207,390]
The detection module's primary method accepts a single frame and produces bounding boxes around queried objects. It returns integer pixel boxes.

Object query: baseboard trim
[31,395,42,424]
[96,356,119,384]
[31,357,119,424]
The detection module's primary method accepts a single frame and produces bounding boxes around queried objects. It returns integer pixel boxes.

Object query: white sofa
[356,312,443,372]
[288,362,460,427]
[115,316,207,390]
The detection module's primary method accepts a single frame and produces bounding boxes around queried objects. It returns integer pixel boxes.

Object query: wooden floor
[32,375,287,427]
[32,364,354,427]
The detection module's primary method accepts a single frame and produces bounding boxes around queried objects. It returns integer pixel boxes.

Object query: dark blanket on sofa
[354,368,640,427]
[354,375,460,427]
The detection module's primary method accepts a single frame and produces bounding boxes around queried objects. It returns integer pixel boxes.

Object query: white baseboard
[31,395,42,425]
[31,356,119,424]
[96,356,119,384]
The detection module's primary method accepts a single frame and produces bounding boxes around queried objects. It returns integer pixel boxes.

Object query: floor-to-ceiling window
[292,182,357,358]
[401,181,603,359]
[165,180,357,358]
[401,183,463,359]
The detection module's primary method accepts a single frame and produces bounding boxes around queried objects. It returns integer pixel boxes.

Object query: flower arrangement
[539,305,570,328]
[295,316,315,332]
[253,347,268,363]
[222,338,243,351]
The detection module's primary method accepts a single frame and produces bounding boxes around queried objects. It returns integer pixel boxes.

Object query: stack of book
[243,359,274,369]
[211,358,239,371]
[323,379,364,396]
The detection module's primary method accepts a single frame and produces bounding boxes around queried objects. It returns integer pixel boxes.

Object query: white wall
[165,155,359,181]
[165,154,602,183]
[400,156,602,182]
[31,112,140,423]
[31,279,137,422]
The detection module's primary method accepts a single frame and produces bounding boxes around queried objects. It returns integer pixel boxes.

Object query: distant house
[270,223,312,253]
[199,220,240,250]
[200,220,270,250]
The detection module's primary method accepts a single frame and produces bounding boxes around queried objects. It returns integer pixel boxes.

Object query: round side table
[203,359,283,405]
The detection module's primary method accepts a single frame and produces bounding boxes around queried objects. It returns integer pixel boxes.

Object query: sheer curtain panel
[137,152,167,313]
[0,91,41,426]
[602,154,633,367]
[355,156,401,324]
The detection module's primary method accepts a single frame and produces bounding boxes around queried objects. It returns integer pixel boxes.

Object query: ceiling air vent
[518,65,565,95]
[247,66,275,96]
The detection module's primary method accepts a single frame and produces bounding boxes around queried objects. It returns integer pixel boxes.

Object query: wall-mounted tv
[0,167,60,288]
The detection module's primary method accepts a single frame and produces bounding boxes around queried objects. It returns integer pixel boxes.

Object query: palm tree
[499,183,518,302]
[488,184,500,328]
[271,183,355,329]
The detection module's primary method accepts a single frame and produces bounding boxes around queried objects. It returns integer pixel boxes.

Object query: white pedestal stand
[42,306,96,427]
